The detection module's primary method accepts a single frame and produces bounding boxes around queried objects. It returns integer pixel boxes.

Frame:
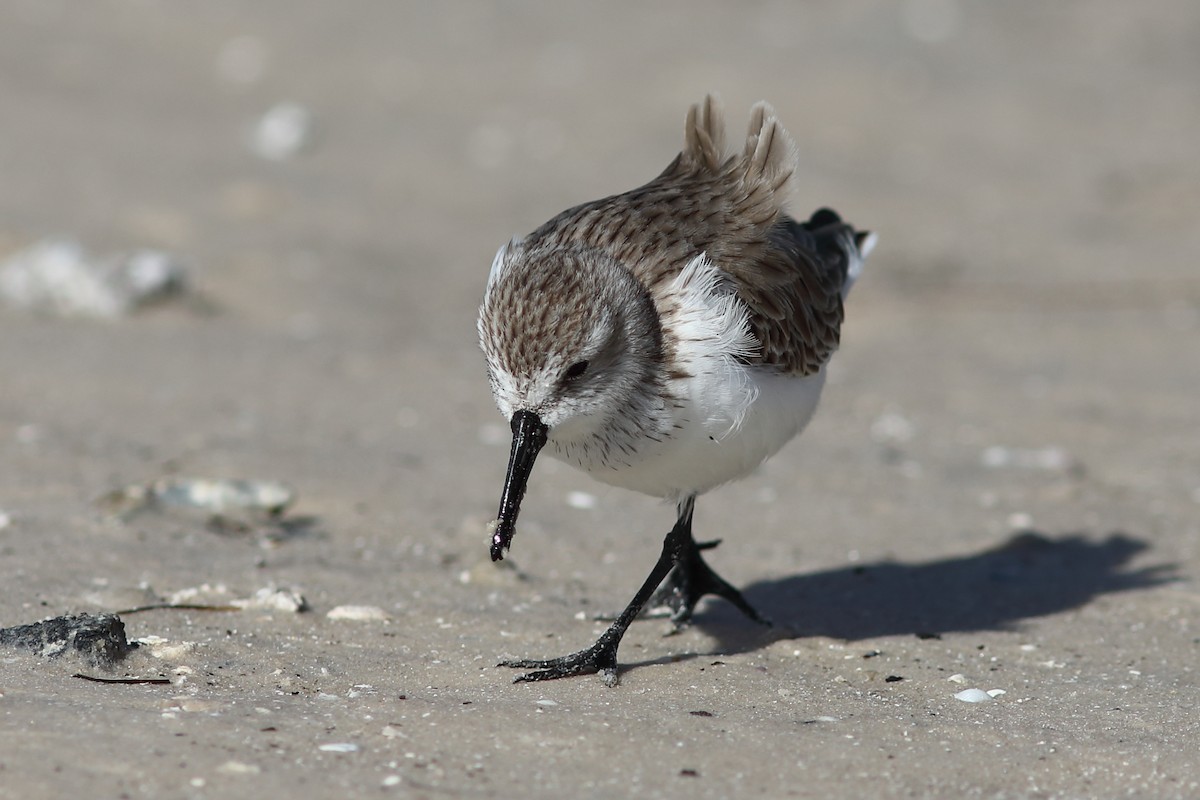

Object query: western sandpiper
[478,95,875,685]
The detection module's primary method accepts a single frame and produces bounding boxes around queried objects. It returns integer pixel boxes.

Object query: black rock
[0,613,135,669]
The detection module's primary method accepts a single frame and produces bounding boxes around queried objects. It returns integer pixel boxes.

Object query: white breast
[543,252,829,502]
[578,366,827,502]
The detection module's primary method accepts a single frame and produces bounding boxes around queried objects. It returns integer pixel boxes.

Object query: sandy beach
[1,2,1198,797]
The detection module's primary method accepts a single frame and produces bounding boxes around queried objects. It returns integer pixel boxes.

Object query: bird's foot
[647,538,772,631]
[499,636,621,686]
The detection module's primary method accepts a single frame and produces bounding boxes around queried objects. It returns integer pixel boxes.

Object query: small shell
[954,688,994,704]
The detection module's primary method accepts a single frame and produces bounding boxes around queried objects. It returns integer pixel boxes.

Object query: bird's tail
[802,207,876,299]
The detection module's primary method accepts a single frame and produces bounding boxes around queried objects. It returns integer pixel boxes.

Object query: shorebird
[478,95,874,685]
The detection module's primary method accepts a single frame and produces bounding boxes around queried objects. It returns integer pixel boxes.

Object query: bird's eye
[562,360,589,382]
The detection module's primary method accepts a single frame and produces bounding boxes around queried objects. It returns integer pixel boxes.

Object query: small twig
[113,603,241,615]
[73,673,171,685]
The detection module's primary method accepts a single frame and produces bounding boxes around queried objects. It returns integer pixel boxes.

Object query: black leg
[499,497,699,685]
[645,505,771,630]
[500,496,770,684]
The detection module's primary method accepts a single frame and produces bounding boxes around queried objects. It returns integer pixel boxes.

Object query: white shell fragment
[136,635,199,660]
[252,102,313,160]
[870,410,915,444]
[217,761,262,775]
[231,587,309,613]
[0,238,186,318]
[565,490,597,510]
[954,688,996,703]
[151,478,294,515]
[318,742,359,753]
[165,583,308,613]
[102,478,295,517]
[980,445,1075,472]
[326,605,389,621]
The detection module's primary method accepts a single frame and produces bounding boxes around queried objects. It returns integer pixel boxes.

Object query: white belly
[557,367,827,502]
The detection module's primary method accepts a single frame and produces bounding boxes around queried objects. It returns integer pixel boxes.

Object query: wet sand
[1,2,1198,798]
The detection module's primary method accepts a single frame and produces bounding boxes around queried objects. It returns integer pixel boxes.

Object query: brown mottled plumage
[522,95,859,375]
[477,96,874,685]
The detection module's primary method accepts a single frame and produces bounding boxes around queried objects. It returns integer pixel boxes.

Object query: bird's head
[477,238,662,560]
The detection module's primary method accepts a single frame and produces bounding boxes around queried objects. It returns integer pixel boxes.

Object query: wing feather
[522,96,871,376]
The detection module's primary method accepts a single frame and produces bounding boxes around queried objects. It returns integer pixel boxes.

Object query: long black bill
[490,409,549,562]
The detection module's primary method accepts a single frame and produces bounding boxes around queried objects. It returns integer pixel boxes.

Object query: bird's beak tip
[489,410,549,560]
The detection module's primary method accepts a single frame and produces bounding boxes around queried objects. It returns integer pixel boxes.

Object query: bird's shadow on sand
[678,529,1176,658]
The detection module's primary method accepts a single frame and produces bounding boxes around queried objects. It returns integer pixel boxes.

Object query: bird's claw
[499,639,620,686]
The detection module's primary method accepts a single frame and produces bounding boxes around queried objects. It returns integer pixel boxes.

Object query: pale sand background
[1,2,1198,798]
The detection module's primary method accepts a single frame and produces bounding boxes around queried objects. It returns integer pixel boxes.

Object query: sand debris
[0,238,185,318]
[165,583,308,613]
[102,477,294,518]
[326,605,389,622]
[980,445,1078,473]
